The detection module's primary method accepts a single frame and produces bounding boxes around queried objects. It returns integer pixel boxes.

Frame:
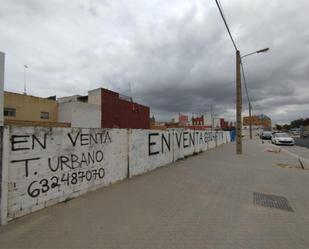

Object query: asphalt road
[295,137,309,148]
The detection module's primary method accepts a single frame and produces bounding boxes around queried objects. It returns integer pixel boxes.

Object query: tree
[275,124,282,130]
[283,124,291,131]
[290,118,304,128]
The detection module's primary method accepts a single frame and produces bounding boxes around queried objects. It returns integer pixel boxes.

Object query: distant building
[86,88,150,129]
[3,91,69,127]
[190,114,227,130]
[192,116,204,126]
[220,118,229,129]
[58,95,101,128]
[59,88,150,129]
[150,116,167,130]
[243,114,271,130]
[169,113,189,127]
[178,113,189,126]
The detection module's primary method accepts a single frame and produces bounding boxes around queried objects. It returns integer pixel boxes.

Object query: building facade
[192,116,204,126]
[58,88,150,129]
[99,88,150,129]
[3,91,67,127]
[58,96,101,128]
[243,114,271,129]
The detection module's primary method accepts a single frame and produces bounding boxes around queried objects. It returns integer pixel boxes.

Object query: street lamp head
[257,48,269,53]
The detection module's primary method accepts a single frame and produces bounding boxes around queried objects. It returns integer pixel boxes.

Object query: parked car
[290,129,301,138]
[303,130,309,137]
[260,131,272,140]
[271,133,294,145]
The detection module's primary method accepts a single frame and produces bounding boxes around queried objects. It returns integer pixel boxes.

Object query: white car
[271,133,294,146]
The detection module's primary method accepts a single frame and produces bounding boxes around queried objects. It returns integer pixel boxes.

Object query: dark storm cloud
[0,0,308,123]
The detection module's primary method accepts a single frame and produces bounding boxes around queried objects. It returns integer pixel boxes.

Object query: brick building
[89,88,150,129]
[192,116,204,125]
[243,114,271,129]
[220,118,229,129]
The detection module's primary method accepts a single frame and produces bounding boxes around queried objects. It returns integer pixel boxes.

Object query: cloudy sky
[1,0,308,123]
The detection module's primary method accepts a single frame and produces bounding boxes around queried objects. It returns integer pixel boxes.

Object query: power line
[240,62,252,110]
[217,0,227,22]
[215,0,238,51]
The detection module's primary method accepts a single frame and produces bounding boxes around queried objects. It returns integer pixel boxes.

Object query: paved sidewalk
[1,140,309,249]
[264,139,309,168]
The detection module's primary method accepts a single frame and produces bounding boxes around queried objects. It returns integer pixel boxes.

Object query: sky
[0,0,308,124]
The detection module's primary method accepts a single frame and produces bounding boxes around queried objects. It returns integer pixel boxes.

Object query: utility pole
[236,50,242,154]
[215,0,269,154]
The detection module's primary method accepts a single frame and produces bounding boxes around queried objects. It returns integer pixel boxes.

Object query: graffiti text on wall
[148,131,223,156]
[10,131,112,198]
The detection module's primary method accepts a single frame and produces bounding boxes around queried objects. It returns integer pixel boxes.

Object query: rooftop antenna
[23,65,28,95]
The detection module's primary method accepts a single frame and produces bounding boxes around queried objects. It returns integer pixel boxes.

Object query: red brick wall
[243,115,271,129]
[220,118,228,129]
[101,89,150,129]
[192,116,204,125]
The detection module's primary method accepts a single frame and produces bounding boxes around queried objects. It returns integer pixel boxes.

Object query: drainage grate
[253,192,294,212]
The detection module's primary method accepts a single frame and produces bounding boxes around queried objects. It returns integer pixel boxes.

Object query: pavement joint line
[267,142,309,168]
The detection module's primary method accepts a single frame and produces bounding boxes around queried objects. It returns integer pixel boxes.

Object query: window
[4,107,16,117]
[40,112,49,119]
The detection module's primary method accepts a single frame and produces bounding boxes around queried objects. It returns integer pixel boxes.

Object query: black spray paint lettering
[204,132,210,143]
[175,132,182,148]
[27,167,105,198]
[199,132,204,144]
[148,133,172,156]
[161,133,171,153]
[183,132,189,148]
[189,132,195,146]
[67,131,112,147]
[148,133,160,156]
[11,134,47,151]
[10,158,40,177]
[48,150,104,172]
[147,131,226,157]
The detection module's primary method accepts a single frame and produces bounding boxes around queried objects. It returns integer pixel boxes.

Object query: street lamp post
[240,48,269,141]
[214,0,269,153]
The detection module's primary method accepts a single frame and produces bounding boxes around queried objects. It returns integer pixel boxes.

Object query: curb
[267,142,309,169]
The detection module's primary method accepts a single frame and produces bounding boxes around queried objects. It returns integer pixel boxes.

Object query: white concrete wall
[58,102,101,128]
[88,88,101,106]
[129,130,174,176]
[5,127,128,220]
[1,127,231,224]
[129,130,230,177]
